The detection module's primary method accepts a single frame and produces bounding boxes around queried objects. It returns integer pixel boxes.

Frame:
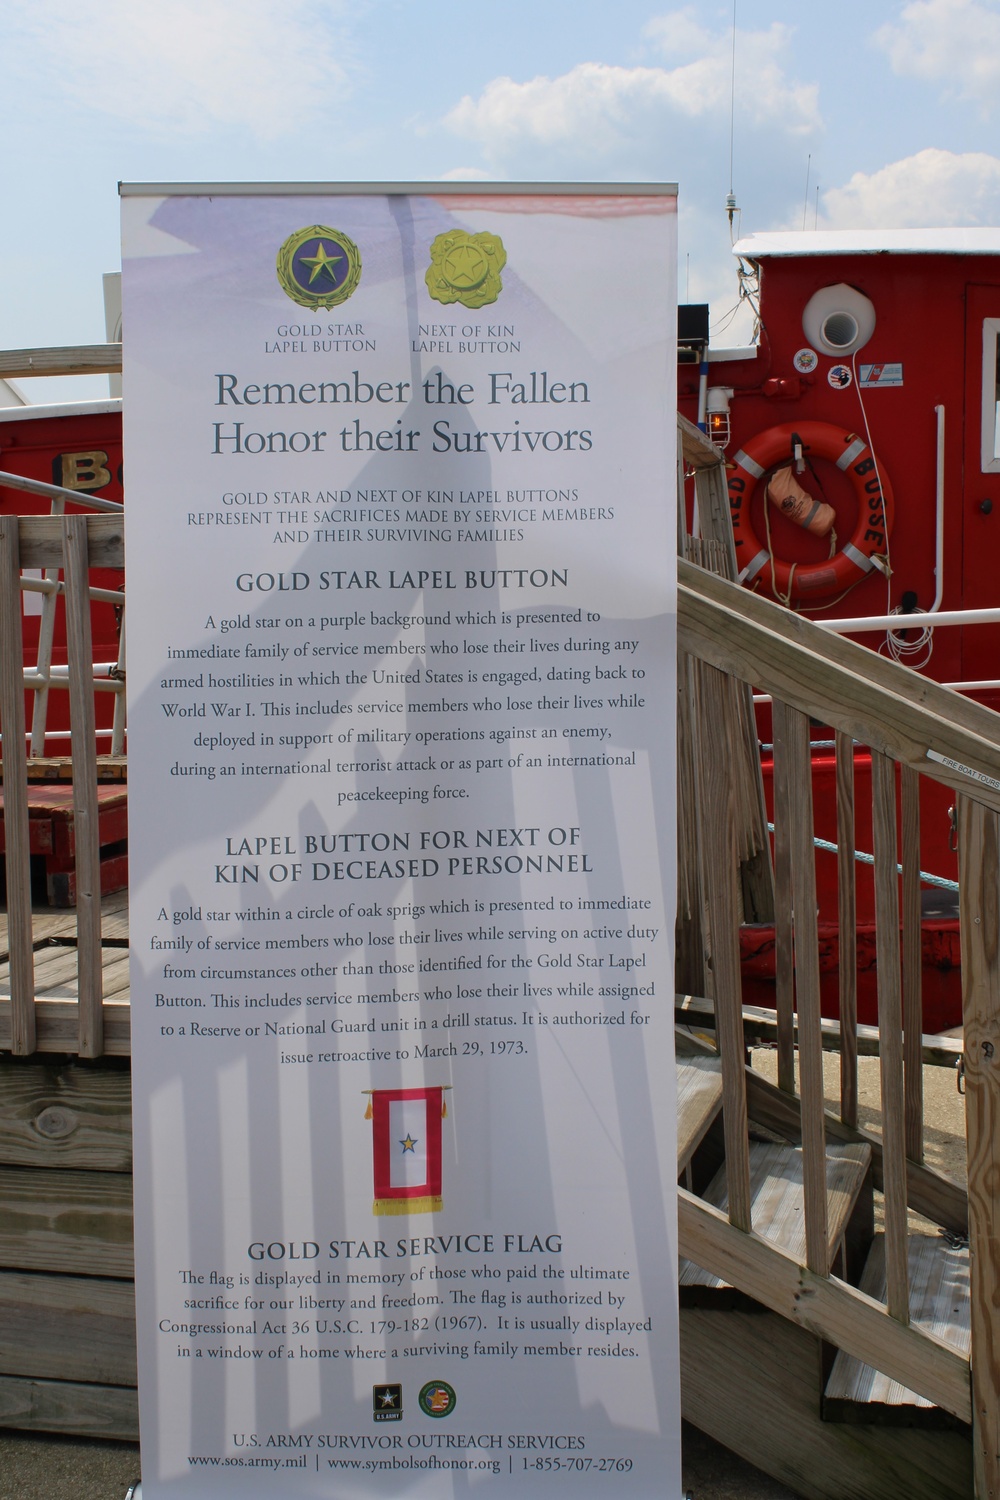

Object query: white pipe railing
[819,606,1000,632]
[2,466,127,755]
[21,575,124,606]
[0,467,123,513]
[931,403,945,613]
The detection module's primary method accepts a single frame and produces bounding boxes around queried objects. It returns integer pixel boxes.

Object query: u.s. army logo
[425,230,506,309]
[276,225,362,309]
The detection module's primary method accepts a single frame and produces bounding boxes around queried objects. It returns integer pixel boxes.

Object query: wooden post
[871,751,909,1324]
[62,519,103,1060]
[776,701,828,1276]
[0,518,35,1055]
[836,730,858,1128]
[697,662,752,1232]
[679,423,775,928]
[900,764,924,1162]
[770,704,796,1095]
[675,650,708,998]
[958,794,1000,1500]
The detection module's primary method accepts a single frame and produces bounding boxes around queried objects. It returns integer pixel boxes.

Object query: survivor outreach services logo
[426,230,506,309]
[419,1381,457,1419]
[276,225,362,309]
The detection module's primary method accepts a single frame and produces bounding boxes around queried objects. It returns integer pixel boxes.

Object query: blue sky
[4,0,1000,397]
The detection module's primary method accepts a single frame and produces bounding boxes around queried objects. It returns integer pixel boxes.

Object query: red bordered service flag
[367,1087,445,1217]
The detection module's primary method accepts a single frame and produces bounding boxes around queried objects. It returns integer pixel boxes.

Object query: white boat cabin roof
[734,228,1000,259]
[0,398,122,424]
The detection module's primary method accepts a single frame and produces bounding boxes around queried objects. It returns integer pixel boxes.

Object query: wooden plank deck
[680,1140,872,1292]
[0,893,130,1053]
[0,946,130,1003]
[676,1053,723,1173]
[0,1270,135,1386]
[0,1165,133,1278]
[0,1057,130,1171]
[825,1234,971,1419]
[0,890,129,954]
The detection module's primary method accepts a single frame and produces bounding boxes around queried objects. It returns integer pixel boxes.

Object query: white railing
[0,468,125,756]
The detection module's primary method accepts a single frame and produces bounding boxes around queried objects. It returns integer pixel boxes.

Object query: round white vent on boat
[802,284,875,356]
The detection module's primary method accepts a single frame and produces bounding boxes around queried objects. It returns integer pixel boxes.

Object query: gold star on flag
[400,1134,418,1153]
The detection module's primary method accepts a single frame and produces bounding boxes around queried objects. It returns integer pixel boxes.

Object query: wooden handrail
[0,345,122,378]
[13,514,123,571]
[679,560,1000,814]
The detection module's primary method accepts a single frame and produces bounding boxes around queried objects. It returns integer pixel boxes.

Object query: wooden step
[824,1233,970,1426]
[676,1052,723,1173]
[679,1140,872,1298]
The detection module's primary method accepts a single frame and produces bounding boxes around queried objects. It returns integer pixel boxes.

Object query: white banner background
[123,183,680,1498]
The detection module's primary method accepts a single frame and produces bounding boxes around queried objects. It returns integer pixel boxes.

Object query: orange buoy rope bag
[727,421,894,605]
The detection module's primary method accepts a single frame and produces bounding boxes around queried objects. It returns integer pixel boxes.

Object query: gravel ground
[749,1047,967,1187]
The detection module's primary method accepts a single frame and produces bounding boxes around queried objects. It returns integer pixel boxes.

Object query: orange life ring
[727,421,894,603]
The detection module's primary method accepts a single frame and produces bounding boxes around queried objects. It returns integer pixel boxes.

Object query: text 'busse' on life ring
[727,421,894,604]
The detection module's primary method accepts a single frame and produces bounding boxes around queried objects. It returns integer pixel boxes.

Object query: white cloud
[439,167,492,181]
[5,0,352,141]
[819,148,1000,227]
[443,17,820,177]
[875,0,1000,112]
[641,8,716,60]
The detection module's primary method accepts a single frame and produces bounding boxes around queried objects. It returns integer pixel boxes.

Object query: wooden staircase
[679,1139,872,1301]
[674,418,996,1497]
[823,1233,971,1426]
[676,1051,724,1174]
[673,1038,975,1499]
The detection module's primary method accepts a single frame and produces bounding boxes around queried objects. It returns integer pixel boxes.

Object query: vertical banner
[122,183,679,1497]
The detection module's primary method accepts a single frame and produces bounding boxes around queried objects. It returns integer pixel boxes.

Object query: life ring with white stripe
[727,421,894,604]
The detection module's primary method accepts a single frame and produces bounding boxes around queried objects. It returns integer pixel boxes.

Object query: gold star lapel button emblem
[276,224,362,309]
[300,241,345,285]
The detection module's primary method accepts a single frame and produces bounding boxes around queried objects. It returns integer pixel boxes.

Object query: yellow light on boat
[706,386,732,449]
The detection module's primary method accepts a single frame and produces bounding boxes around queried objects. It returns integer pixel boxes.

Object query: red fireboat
[679,229,1000,1031]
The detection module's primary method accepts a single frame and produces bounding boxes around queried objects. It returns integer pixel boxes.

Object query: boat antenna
[718,0,761,341]
[726,0,739,238]
[802,155,811,231]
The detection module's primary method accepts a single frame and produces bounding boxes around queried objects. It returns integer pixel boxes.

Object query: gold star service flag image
[366,1086,447,1215]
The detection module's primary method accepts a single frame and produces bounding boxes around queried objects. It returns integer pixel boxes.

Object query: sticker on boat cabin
[859,362,904,388]
[792,347,818,373]
[828,363,853,389]
[927,747,1000,795]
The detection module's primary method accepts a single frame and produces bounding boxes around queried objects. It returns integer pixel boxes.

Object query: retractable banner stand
[122,182,680,1498]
